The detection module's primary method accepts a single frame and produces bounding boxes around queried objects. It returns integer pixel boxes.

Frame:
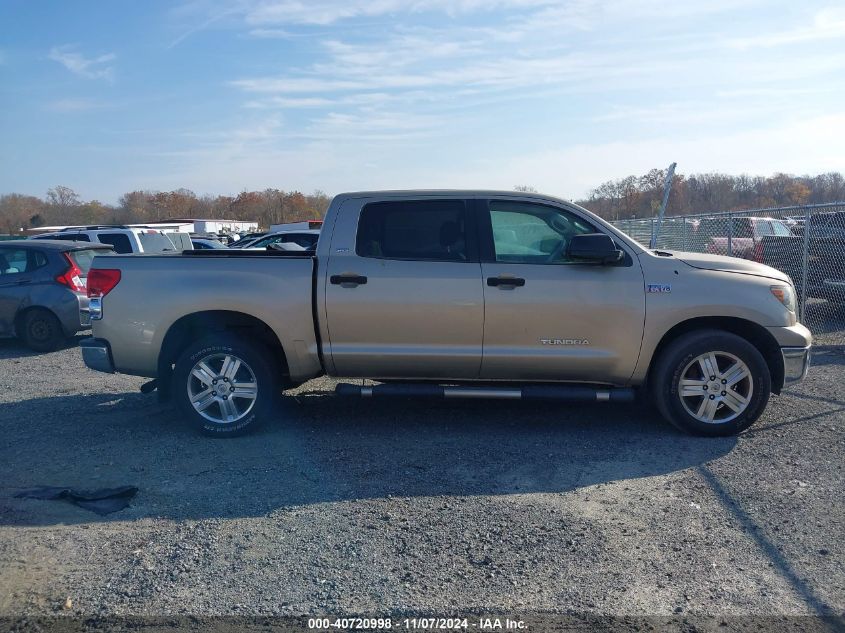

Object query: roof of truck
[335,189,572,202]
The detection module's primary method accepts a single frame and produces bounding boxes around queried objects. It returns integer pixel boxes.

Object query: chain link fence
[612,203,845,345]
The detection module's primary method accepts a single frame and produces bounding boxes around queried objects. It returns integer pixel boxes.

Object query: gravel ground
[0,337,843,625]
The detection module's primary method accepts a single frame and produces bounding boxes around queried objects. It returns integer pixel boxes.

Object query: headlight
[770,285,796,312]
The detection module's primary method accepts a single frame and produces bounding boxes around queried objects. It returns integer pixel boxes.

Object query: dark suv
[0,240,113,351]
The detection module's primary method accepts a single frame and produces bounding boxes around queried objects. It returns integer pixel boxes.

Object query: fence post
[800,206,811,322]
[682,217,687,250]
[727,212,733,257]
[650,218,656,247]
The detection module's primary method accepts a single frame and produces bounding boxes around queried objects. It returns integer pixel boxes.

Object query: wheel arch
[157,310,289,401]
[648,316,785,393]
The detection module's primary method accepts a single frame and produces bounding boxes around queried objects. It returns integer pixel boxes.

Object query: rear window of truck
[699,218,753,238]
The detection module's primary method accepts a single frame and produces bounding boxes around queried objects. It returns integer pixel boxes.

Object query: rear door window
[356,200,471,261]
[754,220,774,237]
[0,248,46,275]
[137,232,175,253]
[0,249,27,274]
[98,233,133,253]
[771,221,792,236]
[731,218,754,238]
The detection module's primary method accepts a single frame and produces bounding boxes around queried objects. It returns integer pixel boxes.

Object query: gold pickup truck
[80,190,811,437]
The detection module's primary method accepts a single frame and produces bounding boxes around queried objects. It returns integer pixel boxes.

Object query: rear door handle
[330,274,368,286]
[487,276,525,288]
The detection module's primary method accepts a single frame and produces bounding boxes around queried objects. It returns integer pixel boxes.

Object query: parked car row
[31,225,182,254]
[677,212,845,306]
[0,222,324,351]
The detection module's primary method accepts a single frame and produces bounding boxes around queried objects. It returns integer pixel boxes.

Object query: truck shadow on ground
[0,334,87,361]
[0,386,738,526]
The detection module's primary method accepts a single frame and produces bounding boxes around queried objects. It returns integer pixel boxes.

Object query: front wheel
[651,330,771,436]
[173,334,278,436]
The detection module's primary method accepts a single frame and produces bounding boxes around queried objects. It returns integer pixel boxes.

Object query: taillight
[752,242,764,263]
[56,253,86,292]
[87,269,121,298]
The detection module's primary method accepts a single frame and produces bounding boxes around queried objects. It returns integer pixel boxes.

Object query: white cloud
[247,28,297,38]
[242,0,560,26]
[428,114,845,199]
[729,6,845,49]
[48,46,115,80]
[149,0,845,201]
[244,96,334,108]
[161,113,845,200]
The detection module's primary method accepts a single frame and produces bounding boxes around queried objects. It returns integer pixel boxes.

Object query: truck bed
[92,252,322,380]
[181,249,313,258]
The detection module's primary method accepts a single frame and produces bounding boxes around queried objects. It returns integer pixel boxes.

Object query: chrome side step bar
[335,383,635,403]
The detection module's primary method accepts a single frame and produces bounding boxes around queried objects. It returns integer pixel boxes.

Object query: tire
[20,308,65,352]
[651,329,771,436]
[172,333,279,437]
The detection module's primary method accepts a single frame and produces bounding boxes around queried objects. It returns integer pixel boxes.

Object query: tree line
[578,170,845,221]
[2,171,845,235]
[0,187,332,236]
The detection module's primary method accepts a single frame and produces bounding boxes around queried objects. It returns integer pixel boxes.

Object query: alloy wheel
[678,351,753,424]
[186,353,258,424]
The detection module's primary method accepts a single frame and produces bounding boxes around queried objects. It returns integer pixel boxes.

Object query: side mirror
[567,233,624,264]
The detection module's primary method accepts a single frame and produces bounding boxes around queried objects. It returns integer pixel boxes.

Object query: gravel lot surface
[0,338,843,624]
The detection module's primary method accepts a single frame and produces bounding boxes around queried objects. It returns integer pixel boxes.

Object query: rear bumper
[781,346,811,386]
[80,337,114,373]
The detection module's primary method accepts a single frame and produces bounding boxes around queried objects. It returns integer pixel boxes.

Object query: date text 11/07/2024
[307,617,527,630]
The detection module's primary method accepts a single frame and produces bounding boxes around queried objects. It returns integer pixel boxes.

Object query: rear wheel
[652,330,771,436]
[20,308,65,352]
[173,334,278,436]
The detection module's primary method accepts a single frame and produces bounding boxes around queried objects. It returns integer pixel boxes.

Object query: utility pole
[650,162,676,249]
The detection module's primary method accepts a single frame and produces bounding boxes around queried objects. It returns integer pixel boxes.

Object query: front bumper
[781,346,811,386]
[80,337,115,374]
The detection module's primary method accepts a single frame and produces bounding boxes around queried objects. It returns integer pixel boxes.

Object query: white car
[30,226,179,254]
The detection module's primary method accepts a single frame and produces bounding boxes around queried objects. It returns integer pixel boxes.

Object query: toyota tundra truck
[80,190,812,437]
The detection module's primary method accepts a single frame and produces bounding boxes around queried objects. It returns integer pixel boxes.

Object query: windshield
[252,232,319,249]
[138,232,176,252]
[196,240,226,249]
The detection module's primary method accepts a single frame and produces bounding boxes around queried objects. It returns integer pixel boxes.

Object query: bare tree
[46,185,81,224]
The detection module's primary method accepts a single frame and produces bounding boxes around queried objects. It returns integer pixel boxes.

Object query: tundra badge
[540,339,590,345]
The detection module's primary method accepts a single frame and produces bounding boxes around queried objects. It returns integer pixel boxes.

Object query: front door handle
[330,274,368,286]
[487,276,525,288]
